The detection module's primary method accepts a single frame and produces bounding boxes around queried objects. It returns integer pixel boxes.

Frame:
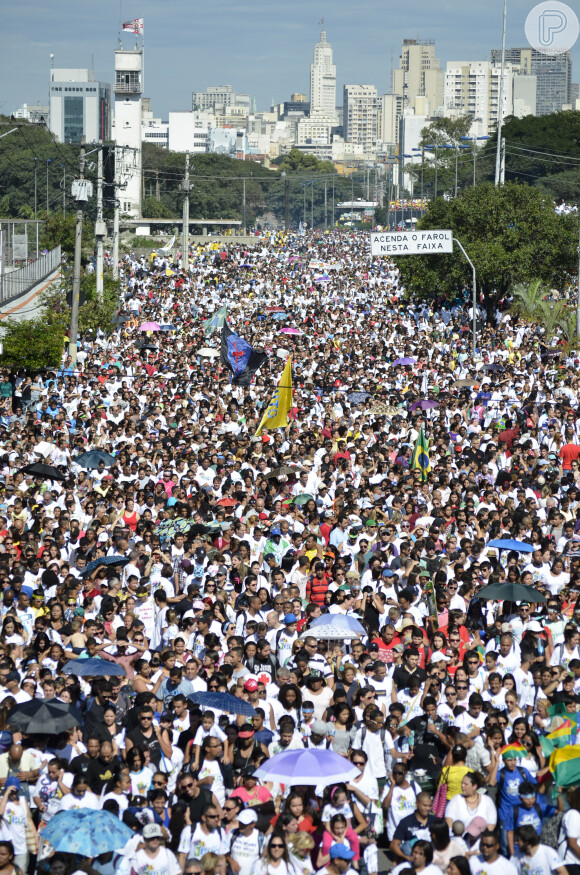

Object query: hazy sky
[3,0,579,118]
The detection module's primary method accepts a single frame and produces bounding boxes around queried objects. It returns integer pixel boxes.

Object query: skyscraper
[343,85,378,153]
[490,48,571,115]
[393,39,444,115]
[310,31,337,121]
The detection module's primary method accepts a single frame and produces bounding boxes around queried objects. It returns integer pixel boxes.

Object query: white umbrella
[302,623,363,640]
[255,748,359,786]
[198,348,220,358]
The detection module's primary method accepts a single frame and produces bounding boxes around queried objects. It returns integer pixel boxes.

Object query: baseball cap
[244,679,259,692]
[330,845,356,861]
[311,720,328,736]
[270,526,281,536]
[143,823,163,839]
[284,613,298,624]
[238,808,258,825]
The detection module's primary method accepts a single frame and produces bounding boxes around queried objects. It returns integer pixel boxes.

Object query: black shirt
[126,727,163,767]
[392,665,427,691]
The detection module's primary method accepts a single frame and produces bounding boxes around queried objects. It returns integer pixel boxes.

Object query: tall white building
[49,68,111,143]
[444,60,514,136]
[113,47,143,217]
[343,85,378,155]
[379,94,404,145]
[310,31,338,121]
[393,40,444,115]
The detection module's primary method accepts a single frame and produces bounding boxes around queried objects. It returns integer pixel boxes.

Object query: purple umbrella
[255,748,359,786]
[280,327,303,335]
[409,399,439,411]
[391,357,416,367]
[314,275,331,283]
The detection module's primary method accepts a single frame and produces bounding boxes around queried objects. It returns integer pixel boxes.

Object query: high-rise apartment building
[343,85,378,153]
[490,48,571,115]
[392,39,444,115]
[310,31,337,121]
[192,85,251,113]
[49,68,111,143]
[379,94,404,145]
[444,61,514,135]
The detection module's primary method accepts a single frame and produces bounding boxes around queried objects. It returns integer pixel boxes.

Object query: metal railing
[0,246,61,303]
[114,83,142,94]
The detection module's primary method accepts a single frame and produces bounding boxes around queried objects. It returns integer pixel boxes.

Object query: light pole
[412,147,425,213]
[425,145,439,199]
[495,0,507,186]
[440,144,470,197]
[460,135,490,186]
[46,158,52,214]
[34,158,38,219]
[61,164,66,215]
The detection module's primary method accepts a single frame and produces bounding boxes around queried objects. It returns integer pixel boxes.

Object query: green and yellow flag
[412,426,431,481]
[203,306,228,337]
[256,356,293,436]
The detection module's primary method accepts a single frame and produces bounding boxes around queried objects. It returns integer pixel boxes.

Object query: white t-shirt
[445,793,497,829]
[178,823,229,861]
[511,844,564,875]
[129,847,181,875]
[229,827,263,875]
[470,855,518,875]
[386,782,421,840]
[559,808,580,863]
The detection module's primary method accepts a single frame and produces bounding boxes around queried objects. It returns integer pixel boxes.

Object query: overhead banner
[371,230,453,256]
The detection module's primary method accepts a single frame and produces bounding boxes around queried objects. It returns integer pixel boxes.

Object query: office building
[490,48,571,115]
[49,68,111,143]
[393,39,444,115]
[379,94,404,145]
[444,60,514,136]
[310,31,338,121]
[192,85,250,113]
[343,85,378,154]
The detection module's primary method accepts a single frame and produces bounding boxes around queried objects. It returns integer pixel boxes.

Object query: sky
[3,0,580,118]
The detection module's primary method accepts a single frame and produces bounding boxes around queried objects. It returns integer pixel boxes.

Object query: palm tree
[511,278,547,322]
[538,299,567,340]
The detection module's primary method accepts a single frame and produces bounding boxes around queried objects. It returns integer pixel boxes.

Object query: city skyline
[5,0,580,120]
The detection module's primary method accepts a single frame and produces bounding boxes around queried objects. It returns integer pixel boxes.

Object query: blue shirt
[498,765,535,819]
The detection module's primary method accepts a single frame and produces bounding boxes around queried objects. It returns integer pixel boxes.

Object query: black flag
[220,323,268,386]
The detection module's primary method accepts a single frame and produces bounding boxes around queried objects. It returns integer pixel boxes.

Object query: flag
[123,17,144,34]
[500,743,527,760]
[160,235,175,252]
[203,306,227,337]
[541,718,577,756]
[318,17,324,24]
[549,745,580,786]
[220,323,267,387]
[412,427,431,481]
[256,356,293,436]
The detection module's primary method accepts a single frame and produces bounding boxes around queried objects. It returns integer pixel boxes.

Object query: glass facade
[64,96,84,143]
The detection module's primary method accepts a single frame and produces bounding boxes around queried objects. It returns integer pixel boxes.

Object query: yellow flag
[255,356,293,436]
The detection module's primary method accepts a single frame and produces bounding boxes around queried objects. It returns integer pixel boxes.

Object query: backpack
[359,726,388,766]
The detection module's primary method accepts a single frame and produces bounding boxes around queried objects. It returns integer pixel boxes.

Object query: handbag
[431,767,449,818]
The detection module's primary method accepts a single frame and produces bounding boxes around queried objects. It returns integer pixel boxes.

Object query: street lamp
[46,158,52,214]
[424,145,439,199]
[460,135,491,186]
[34,157,38,220]
[440,144,470,197]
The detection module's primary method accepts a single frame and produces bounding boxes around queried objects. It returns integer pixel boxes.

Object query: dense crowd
[0,229,577,875]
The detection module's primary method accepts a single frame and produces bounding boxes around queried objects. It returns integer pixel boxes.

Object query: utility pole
[242,175,246,235]
[324,180,327,230]
[34,158,38,220]
[311,181,314,229]
[500,137,506,184]
[155,170,160,201]
[495,0,507,186]
[182,151,190,269]
[112,146,120,280]
[95,144,105,300]
[62,164,66,215]
[69,145,89,365]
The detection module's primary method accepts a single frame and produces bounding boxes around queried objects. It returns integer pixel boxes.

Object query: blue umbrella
[409,399,439,411]
[159,324,176,331]
[272,312,288,320]
[9,699,80,734]
[348,391,371,404]
[155,517,192,544]
[391,357,416,367]
[74,450,116,469]
[309,613,366,636]
[80,555,130,578]
[255,748,359,786]
[487,539,534,553]
[189,691,257,717]
[41,808,134,856]
[62,658,126,678]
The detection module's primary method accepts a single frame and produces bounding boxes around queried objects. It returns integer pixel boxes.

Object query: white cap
[238,808,258,825]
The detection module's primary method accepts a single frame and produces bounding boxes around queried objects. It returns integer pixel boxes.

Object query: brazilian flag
[412,427,431,481]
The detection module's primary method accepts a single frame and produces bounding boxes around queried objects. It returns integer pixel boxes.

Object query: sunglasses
[270,844,285,849]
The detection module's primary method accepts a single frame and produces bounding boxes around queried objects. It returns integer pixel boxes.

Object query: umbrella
[33,441,55,458]
[8,699,81,734]
[155,517,192,542]
[314,274,331,283]
[484,363,505,372]
[280,327,303,335]
[216,497,238,507]
[477,582,546,603]
[272,312,288,320]
[409,399,439,411]
[293,494,314,506]
[487,539,534,553]
[304,622,365,640]
[136,343,158,353]
[198,348,221,358]
[19,462,66,482]
[189,691,257,717]
[348,391,371,404]
[79,555,130,579]
[266,306,286,313]
[62,658,127,677]
[41,808,134,856]
[139,321,161,331]
[309,613,366,635]
[111,314,130,325]
[74,450,116,469]
[159,324,176,331]
[265,466,302,479]
[452,379,478,388]
[255,748,359,786]
[391,358,416,367]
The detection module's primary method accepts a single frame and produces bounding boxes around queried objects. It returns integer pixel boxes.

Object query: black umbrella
[80,555,131,579]
[265,466,303,479]
[8,699,80,734]
[19,462,66,482]
[137,344,158,353]
[111,314,130,325]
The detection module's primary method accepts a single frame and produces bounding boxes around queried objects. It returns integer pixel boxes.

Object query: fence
[0,246,61,304]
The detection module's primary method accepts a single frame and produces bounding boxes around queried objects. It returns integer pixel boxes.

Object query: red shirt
[560,443,580,470]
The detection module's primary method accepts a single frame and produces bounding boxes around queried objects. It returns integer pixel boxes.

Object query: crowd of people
[0,229,577,875]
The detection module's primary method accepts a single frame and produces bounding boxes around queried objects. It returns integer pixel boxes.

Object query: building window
[64,96,84,143]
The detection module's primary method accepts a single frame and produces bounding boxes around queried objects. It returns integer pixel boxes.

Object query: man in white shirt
[470,830,518,875]
[511,824,567,875]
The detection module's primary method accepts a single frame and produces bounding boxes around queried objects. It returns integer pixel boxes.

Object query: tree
[511,279,548,321]
[275,149,336,175]
[396,182,578,317]
[141,197,175,219]
[40,212,93,259]
[0,318,65,370]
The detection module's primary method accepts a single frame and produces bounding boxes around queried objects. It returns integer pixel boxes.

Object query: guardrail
[0,246,61,303]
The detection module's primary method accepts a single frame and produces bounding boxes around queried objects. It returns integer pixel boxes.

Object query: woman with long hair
[316,813,360,868]
[254,836,293,875]
[444,772,497,832]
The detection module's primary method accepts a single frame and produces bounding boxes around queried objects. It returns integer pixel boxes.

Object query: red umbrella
[266,306,285,312]
[217,498,238,507]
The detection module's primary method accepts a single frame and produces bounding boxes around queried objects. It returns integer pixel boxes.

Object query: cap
[143,823,163,839]
[311,720,328,736]
[465,816,487,838]
[329,845,356,861]
[284,613,298,624]
[527,621,543,632]
[270,526,281,536]
[238,808,258,825]
[5,777,21,791]
[244,679,259,692]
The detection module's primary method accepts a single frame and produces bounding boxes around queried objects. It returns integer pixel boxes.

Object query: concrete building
[343,85,378,154]
[167,112,210,153]
[12,103,48,124]
[49,68,111,143]
[393,39,444,115]
[310,31,338,121]
[296,117,334,146]
[113,48,142,217]
[192,85,250,113]
[490,48,572,115]
[379,94,404,145]
[444,60,514,136]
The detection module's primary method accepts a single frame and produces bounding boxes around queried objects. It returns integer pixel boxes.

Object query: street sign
[370,229,453,256]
